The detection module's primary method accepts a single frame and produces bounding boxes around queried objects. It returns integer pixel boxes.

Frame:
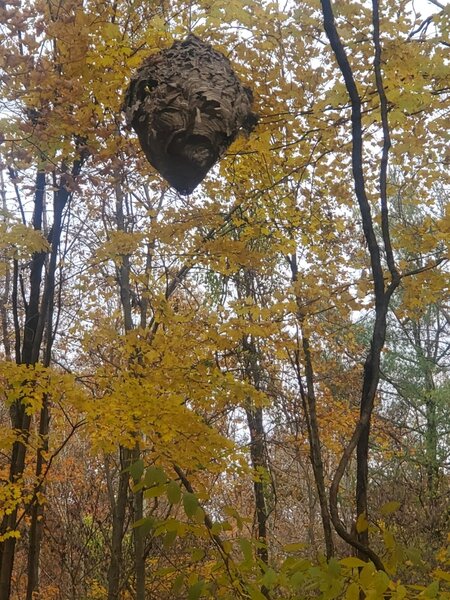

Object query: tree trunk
[0,169,46,600]
[245,406,269,565]
[290,253,334,559]
[300,338,334,559]
[412,322,439,498]
[133,486,146,600]
[0,169,12,361]
[235,270,270,569]
[25,163,83,599]
[107,175,146,599]
[25,399,49,600]
[0,157,83,599]
[107,448,132,600]
[320,0,401,569]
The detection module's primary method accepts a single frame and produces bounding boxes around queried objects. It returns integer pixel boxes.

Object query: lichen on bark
[123,34,258,194]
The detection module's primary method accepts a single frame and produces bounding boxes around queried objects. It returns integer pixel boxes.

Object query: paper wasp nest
[123,34,258,195]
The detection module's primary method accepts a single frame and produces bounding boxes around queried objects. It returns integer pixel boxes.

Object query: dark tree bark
[0,170,12,361]
[0,155,84,600]
[235,270,270,573]
[133,484,146,600]
[289,252,334,560]
[25,159,84,600]
[106,176,135,600]
[107,448,134,600]
[319,0,400,569]
[25,396,50,600]
[0,169,46,600]
[106,174,146,600]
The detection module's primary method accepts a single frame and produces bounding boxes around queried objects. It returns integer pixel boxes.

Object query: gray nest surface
[123,34,258,194]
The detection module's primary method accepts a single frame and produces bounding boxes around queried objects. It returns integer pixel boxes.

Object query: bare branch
[372,0,400,283]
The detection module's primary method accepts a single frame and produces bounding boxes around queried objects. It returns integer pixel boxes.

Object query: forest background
[0,0,449,598]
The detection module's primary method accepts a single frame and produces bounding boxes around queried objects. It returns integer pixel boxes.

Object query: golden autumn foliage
[0,0,449,598]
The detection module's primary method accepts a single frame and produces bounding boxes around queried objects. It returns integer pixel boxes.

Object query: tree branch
[372,0,400,284]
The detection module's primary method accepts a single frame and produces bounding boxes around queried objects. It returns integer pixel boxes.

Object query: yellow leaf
[340,557,368,568]
[380,501,401,516]
[356,513,369,533]
[346,583,360,600]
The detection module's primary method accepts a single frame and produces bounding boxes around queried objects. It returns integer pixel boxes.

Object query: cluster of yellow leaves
[0,481,23,539]
[80,311,268,474]
[0,219,50,269]
[0,361,87,417]
[96,230,145,262]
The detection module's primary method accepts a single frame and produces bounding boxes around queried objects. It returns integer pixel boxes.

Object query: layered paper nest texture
[124,34,258,194]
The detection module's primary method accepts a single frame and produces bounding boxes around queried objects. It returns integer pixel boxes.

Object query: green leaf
[210,522,222,535]
[187,580,204,600]
[132,516,155,536]
[166,480,182,504]
[163,530,177,549]
[433,569,450,583]
[223,505,244,529]
[129,459,144,482]
[373,571,390,595]
[261,568,277,588]
[164,518,182,533]
[172,574,184,594]
[183,492,199,518]
[290,570,305,588]
[193,506,205,524]
[422,581,439,598]
[191,547,205,562]
[356,513,369,533]
[247,586,267,600]
[395,584,407,599]
[360,563,376,589]
[144,466,166,486]
[328,557,342,577]
[383,529,395,550]
[239,538,253,564]
[131,480,144,493]
[144,484,166,498]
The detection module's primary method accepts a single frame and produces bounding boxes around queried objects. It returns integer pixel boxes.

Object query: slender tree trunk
[421,326,441,540]
[108,448,133,600]
[245,406,269,565]
[134,486,146,600]
[107,175,146,599]
[289,253,334,559]
[26,307,52,600]
[412,323,439,498]
[236,271,270,569]
[300,338,334,559]
[25,161,83,599]
[25,398,49,600]
[425,390,438,496]
[320,0,400,569]
[0,170,46,600]
[0,158,83,600]
[0,264,11,361]
[0,169,12,361]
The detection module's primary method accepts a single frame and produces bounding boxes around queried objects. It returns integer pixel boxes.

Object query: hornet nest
[123,34,258,195]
